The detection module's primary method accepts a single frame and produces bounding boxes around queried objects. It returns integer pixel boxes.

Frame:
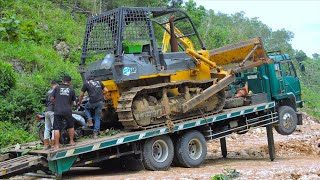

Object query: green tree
[294,50,307,62]
[266,28,294,55]
[312,53,319,60]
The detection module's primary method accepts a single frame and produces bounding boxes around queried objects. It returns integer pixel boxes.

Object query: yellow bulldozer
[79,7,271,130]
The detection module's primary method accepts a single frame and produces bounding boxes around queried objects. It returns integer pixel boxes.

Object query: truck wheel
[275,106,298,135]
[142,135,174,171]
[224,97,244,109]
[175,130,207,168]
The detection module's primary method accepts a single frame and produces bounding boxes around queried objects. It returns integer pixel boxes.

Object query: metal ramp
[0,155,46,178]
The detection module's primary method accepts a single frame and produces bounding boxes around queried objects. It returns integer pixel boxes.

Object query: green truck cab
[237,51,303,135]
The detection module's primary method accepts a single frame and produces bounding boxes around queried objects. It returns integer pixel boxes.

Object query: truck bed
[8,101,275,160]
[1,101,275,178]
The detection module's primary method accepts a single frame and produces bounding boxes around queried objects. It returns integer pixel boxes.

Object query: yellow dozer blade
[208,37,271,73]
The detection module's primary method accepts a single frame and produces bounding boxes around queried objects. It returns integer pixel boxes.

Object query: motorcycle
[36,98,93,144]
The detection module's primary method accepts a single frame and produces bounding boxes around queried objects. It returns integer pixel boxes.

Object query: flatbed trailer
[0,101,288,178]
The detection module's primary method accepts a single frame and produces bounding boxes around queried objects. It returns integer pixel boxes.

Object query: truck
[0,7,302,179]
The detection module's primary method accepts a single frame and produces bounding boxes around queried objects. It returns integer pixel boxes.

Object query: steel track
[116,79,225,130]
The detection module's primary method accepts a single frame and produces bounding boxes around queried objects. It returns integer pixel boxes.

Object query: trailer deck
[1,101,276,178]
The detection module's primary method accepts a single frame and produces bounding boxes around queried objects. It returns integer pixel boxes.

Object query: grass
[301,84,320,120]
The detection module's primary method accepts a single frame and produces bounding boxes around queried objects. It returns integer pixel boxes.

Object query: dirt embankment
[207,113,320,160]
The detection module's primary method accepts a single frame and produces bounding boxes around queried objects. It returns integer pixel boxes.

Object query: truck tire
[275,106,298,135]
[142,135,174,171]
[224,97,244,109]
[175,130,207,168]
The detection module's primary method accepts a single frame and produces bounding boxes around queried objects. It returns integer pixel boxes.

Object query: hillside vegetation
[0,0,319,148]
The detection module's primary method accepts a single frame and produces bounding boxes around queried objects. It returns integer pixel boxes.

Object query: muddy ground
[12,113,320,179]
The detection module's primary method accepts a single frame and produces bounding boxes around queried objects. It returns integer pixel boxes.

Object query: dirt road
[12,113,320,179]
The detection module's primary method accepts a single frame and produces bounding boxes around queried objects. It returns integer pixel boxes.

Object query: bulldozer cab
[80,7,203,68]
[79,7,208,84]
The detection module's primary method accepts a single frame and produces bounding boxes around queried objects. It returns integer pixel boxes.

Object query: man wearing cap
[43,80,59,149]
[78,75,108,138]
[51,76,77,149]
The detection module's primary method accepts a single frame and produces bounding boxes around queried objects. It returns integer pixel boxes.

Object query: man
[43,80,58,149]
[78,75,108,138]
[51,76,76,149]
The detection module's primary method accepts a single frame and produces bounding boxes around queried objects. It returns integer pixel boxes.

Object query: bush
[0,121,36,149]
[0,11,20,42]
[301,83,320,119]
[0,61,16,96]
[20,19,44,43]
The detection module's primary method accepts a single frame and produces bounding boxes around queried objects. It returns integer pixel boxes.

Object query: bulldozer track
[117,79,225,130]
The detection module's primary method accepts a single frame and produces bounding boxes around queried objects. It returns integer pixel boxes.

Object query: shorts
[53,114,75,130]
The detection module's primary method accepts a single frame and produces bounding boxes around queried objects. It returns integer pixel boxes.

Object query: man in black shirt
[43,80,58,149]
[51,76,76,149]
[78,75,108,138]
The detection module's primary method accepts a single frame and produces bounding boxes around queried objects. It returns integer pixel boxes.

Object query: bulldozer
[79,7,271,130]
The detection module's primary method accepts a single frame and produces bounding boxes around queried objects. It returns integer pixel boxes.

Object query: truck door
[274,62,286,94]
[279,61,302,100]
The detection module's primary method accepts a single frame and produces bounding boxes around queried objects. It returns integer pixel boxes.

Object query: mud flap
[297,112,303,125]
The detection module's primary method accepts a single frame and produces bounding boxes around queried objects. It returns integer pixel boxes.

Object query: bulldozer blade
[181,75,236,113]
[208,37,269,71]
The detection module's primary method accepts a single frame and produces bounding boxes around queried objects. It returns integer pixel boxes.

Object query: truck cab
[243,51,302,108]
[238,51,303,135]
[267,52,303,108]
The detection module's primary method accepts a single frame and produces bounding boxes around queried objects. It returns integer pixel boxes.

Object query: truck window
[274,63,282,78]
[289,62,297,77]
[281,62,296,77]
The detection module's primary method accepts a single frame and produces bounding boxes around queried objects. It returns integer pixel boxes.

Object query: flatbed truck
[1,102,275,178]
[0,102,301,178]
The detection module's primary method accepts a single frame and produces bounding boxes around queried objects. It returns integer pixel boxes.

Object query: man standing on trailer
[78,75,108,139]
[43,80,59,149]
[51,75,77,149]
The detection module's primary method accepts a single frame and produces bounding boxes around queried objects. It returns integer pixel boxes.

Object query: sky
[194,0,320,57]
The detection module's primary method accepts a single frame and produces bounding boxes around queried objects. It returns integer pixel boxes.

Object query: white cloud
[194,0,320,56]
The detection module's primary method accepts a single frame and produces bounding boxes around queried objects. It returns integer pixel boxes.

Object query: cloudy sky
[194,0,320,57]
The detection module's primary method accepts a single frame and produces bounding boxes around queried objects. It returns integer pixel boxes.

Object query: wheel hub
[188,138,202,160]
[283,112,293,129]
[152,140,169,163]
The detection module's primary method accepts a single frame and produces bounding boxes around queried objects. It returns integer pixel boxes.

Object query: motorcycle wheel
[38,124,45,143]
[60,129,70,145]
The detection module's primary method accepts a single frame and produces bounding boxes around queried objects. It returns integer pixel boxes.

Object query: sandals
[50,145,61,151]
[68,142,76,146]
[50,143,75,151]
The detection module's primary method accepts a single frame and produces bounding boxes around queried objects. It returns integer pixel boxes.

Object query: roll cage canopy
[80,7,204,65]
